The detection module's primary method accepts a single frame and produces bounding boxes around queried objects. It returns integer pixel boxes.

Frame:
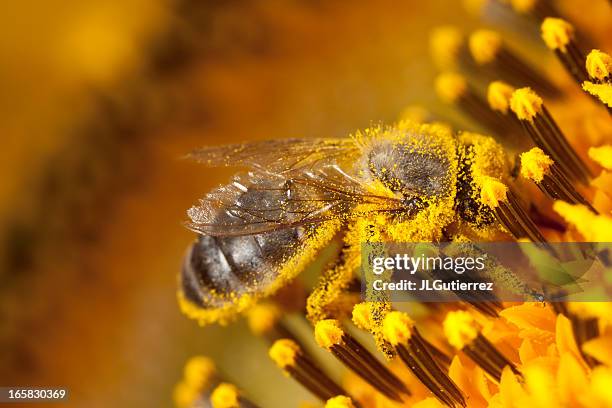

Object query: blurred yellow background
[0,1,555,406]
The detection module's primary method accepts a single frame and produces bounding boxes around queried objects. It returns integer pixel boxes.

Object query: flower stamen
[487,80,516,115]
[508,0,560,21]
[436,72,516,136]
[382,312,466,408]
[443,311,519,382]
[469,29,558,96]
[510,87,592,184]
[174,356,220,408]
[520,148,597,212]
[246,303,306,347]
[541,18,589,85]
[586,50,612,82]
[430,26,469,69]
[210,383,260,408]
[314,319,410,402]
[269,339,351,402]
[479,176,547,242]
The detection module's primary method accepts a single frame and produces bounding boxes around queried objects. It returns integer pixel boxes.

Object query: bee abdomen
[181,229,300,310]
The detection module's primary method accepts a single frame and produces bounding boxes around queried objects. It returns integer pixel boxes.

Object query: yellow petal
[553,201,612,241]
[499,365,527,408]
[555,314,583,365]
[591,366,612,407]
[412,397,446,408]
[592,170,612,198]
[519,338,538,364]
[448,356,488,407]
[557,352,589,406]
[500,303,555,342]
[589,145,612,170]
[500,304,555,333]
[583,333,612,367]
[523,361,560,407]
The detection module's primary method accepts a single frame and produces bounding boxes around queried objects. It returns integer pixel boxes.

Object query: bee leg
[306,229,363,323]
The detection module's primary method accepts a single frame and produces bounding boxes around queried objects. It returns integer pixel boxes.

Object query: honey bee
[179,121,510,325]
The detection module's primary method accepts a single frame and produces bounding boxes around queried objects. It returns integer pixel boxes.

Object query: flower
[176,1,612,407]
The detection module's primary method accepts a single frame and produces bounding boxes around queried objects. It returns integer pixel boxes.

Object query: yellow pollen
[583,81,612,108]
[210,383,239,408]
[247,303,280,336]
[588,145,612,170]
[325,395,356,408]
[269,339,300,369]
[443,310,479,350]
[351,303,372,331]
[382,311,414,346]
[487,80,516,114]
[586,49,612,80]
[315,319,345,350]
[430,26,464,68]
[184,356,216,389]
[520,147,553,183]
[510,87,543,122]
[510,0,537,13]
[479,176,508,208]
[553,201,612,241]
[435,72,467,104]
[541,18,574,53]
[469,29,502,64]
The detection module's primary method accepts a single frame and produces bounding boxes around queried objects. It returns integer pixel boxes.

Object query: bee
[179,121,511,325]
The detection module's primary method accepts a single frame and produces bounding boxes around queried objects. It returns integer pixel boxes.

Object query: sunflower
[174,1,612,407]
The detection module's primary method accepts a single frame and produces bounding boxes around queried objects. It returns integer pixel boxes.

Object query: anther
[509,0,562,21]
[582,50,612,111]
[246,303,303,346]
[247,303,281,337]
[174,356,220,408]
[353,303,452,366]
[352,303,374,332]
[586,50,612,82]
[210,383,260,408]
[430,26,469,69]
[487,81,515,115]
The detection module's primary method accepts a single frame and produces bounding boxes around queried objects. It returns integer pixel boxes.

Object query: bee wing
[186,167,404,236]
[187,138,359,173]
